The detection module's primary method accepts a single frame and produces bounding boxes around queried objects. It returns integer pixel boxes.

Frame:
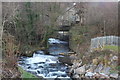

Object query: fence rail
[90,36,120,51]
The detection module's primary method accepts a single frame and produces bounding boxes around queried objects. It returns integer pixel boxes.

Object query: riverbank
[66,47,119,79]
[18,66,40,79]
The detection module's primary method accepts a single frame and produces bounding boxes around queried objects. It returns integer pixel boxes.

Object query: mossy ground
[103,45,119,51]
[18,66,39,79]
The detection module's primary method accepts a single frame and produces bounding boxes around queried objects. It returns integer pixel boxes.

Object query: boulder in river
[58,56,73,65]
[59,53,65,55]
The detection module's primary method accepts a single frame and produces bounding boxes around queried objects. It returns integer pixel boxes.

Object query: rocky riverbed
[66,50,119,80]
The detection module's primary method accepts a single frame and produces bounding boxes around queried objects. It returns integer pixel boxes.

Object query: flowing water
[18,38,71,80]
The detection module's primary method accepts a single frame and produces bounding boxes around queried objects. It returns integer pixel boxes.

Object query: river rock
[112,56,118,61]
[85,72,95,77]
[110,73,118,79]
[86,68,93,73]
[59,53,65,55]
[93,73,109,78]
[85,64,91,70]
[69,67,74,73]
[72,74,80,79]
[72,61,82,69]
[101,66,111,75]
[110,54,113,57]
[74,65,86,75]
[58,56,73,65]
[87,64,97,72]
[90,72,109,78]
[94,64,103,73]
[92,58,99,65]
[99,73,109,78]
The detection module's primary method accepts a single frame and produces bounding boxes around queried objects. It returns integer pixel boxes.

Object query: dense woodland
[1,2,119,79]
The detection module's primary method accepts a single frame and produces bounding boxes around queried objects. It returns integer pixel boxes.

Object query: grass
[18,66,40,79]
[103,45,119,51]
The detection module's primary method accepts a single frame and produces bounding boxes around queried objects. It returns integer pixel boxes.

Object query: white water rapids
[18,38,71,80]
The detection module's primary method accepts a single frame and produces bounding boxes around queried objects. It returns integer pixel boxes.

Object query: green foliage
[18,66,39,79]
[92,50,111,57]
[14,2,40,45]
[42,25,56,49]
[20,44,45,57]
[110,69,118,74]
[13,2,62,53]
[70,25,88,34]
[115,66,120,71]
[69,25,88,45]
[103,45,119,51]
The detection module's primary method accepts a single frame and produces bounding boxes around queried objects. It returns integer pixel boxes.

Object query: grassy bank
[103,45,119,51]
[18,66,40,79]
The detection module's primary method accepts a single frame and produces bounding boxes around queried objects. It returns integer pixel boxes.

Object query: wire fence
[90,36,120,51]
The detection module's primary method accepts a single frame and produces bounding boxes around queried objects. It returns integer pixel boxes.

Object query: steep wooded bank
[2,2,63,55]
[2,2,69,78]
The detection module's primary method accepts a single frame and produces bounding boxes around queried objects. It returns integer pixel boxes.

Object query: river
[18,38,71,80]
